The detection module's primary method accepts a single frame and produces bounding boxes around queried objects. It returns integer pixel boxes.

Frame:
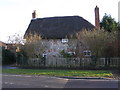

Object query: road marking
[4,82,9,84]
[3,75,22,77]
[3,74,32,77]
[44,85,49,87]
[9,82,14,85]
[4,82,14,85]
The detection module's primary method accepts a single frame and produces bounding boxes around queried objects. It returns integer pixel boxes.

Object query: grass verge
[2,69,113,78]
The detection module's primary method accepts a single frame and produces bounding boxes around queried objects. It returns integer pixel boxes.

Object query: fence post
[79,58,81,68]
[56,58,57,67]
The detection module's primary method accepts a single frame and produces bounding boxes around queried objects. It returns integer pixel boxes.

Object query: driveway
[2,74,119,89]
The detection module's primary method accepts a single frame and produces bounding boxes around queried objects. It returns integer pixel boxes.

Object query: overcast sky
[0,0,119,42]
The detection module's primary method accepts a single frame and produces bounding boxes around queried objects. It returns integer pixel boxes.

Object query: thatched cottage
[24,6,100,58]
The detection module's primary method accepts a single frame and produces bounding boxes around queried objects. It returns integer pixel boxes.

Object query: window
[5,46,7,49]
[61,39,68,43]
[68,52,75,55]
[83,50,91,56]
[42,53,47,58]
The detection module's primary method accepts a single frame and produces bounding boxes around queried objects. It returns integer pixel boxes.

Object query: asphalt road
[2,74,119,88]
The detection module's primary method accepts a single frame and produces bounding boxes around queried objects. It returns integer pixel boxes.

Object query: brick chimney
[32,10,37,19]
[95,6,100,29]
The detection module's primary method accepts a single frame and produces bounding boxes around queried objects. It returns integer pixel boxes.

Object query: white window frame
[61,39,68,43]
[83,50,91,56]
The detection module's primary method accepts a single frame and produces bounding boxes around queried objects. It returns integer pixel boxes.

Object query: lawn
[2,69,113,78]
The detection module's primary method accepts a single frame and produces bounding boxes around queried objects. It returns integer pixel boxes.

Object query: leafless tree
[76,29,118,57]
[23,33,49,58]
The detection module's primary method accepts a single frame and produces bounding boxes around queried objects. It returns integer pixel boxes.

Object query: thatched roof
[25,16,95,39]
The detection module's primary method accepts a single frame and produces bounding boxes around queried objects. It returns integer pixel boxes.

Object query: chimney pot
[32,10,37,19]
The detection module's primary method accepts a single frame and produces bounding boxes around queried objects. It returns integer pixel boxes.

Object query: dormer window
[61,39,68,43]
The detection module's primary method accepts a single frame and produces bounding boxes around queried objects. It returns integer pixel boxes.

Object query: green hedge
[2,48,16,65]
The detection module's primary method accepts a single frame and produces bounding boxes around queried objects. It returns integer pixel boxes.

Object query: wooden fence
[26,57,120,69]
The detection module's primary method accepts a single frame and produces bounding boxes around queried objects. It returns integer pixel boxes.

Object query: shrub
[2,48,16,65]
[60,50,76,58]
